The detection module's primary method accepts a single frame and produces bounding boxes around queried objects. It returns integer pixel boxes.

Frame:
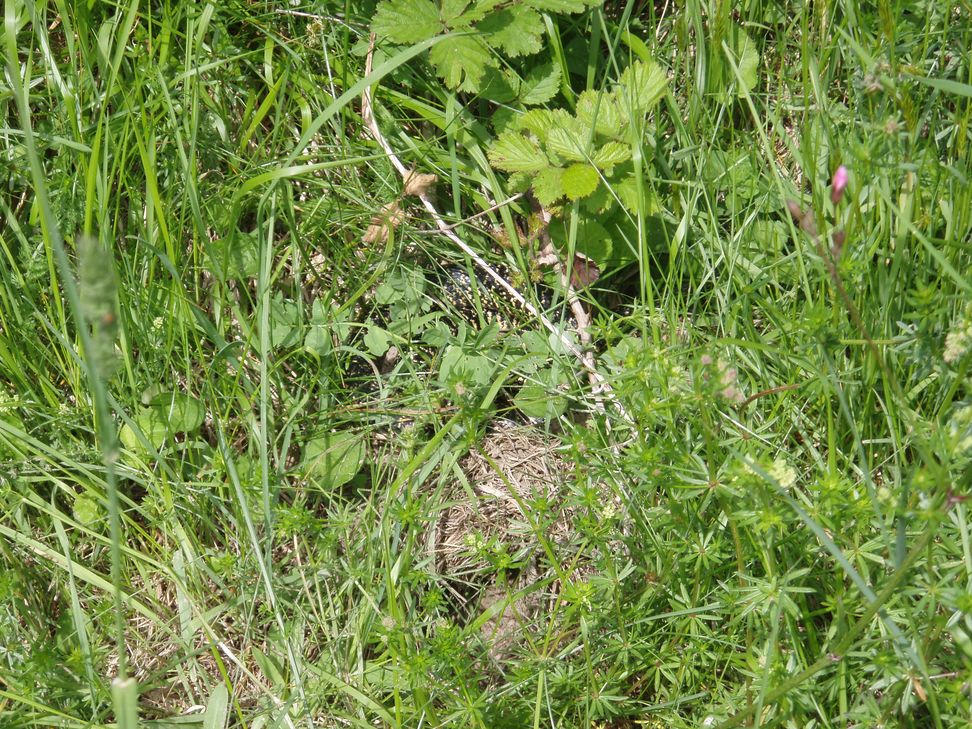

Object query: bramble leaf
[458,0,506,24]
[441,0,473,25]
[616,60,668,115]
[478,6,543,57]
[525,0,595,13]
[479,69,520,103]
[372,0,441,43]
[533,166,565,206]
[487,131,549,172]
[592,141,630,170]
[517,108,572,142]
[430,35,493,91]
[561,163,600,200]
[576,89,623,137]
[547,121,590,162]
[518,63,561,105]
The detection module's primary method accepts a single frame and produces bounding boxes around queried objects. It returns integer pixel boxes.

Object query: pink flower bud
[786,200,805,221]
[831,165,849,204]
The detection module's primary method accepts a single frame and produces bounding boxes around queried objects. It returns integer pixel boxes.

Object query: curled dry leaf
[570,253,600,289]
[403,169,438,197]
[362,200,404,244]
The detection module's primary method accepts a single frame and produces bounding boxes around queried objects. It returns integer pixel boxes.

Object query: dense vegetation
[1,1,970,727]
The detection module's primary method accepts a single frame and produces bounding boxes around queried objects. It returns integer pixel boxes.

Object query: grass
[1,0,971,727]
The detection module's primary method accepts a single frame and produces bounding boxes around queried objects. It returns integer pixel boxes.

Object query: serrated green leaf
[581,181,613,213]
[616,60,668,115]
[479,69,520,103]
[592,141,630,170]
[458,0,506,24]
[487,131,549,172]
[524,0,593,13]
[506,171,534,192]
[546,123,589,162]
[302,431,366,490]
[725,24,759,98]
[517,108,572,142]
[441,0,472,24]
[429,35,493,91]
[532,166,565,206]
[477,6,543,57]
[561,163,599,200]
[575,89,623,137]
[372,0,441,43]
[491,106,518,132]
[518,63,561,105]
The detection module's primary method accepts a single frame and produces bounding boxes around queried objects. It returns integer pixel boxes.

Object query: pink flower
[831,165,849,204]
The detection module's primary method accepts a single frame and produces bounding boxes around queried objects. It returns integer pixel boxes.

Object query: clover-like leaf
[120,392,205,454]
[363,326,392,357]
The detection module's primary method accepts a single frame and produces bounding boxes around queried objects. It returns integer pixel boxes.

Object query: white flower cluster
[944,304,972,364]
[948,403,972,456]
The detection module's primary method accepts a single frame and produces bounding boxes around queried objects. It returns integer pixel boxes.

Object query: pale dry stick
[433,193,524,232]
[360,35,631,425]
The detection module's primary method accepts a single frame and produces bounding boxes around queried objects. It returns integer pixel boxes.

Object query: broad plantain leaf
[302,431,366,490]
